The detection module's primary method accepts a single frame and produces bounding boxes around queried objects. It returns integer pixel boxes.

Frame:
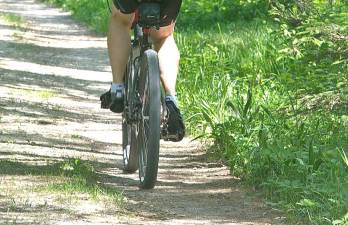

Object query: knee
[150,26,174,45]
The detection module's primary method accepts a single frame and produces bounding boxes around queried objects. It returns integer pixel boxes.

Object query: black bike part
[137,49,161,189]
[114,0,182,27]
[112,0,138,14]
[138,3,161,28]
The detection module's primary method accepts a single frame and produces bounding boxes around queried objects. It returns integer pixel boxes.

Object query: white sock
[111,83,124,93]
[165,95,178,107]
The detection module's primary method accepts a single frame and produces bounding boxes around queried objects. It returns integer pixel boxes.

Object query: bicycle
[121,2,168,189]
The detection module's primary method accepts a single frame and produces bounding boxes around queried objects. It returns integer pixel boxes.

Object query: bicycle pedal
[100,90,111,109]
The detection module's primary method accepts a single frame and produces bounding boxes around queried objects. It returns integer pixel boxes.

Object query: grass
[0,159,124,206]
[12,31,24,41]
[175,20,279,136]
[42,0,110,34]
[5,88,57,101]
[25,89,57,101]
[0,12,26,27]
[176,2,348,224]
[35,90,56,100]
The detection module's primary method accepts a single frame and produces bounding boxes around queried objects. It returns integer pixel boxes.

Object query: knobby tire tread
[138,49,161,189]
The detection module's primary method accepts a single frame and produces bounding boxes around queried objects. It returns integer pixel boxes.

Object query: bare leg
[107,5,134,83]
[151,24,180,96]
[151,23,185,141]
[108,4,179,94]
[106,5,181,115]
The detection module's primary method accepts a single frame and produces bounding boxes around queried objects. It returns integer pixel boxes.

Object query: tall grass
[175,20,280,136]
[38,0,348,223]
[42,0,110,33]
[176,1,348,224]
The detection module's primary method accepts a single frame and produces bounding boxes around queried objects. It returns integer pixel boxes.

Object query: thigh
[111,2,135,28]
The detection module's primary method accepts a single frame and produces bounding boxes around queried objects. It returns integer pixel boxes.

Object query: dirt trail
[0,0,282,224]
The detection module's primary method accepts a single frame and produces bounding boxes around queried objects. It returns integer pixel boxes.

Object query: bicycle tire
[122,120,138,173]
[122,47,139,173]
[137,49,161,189]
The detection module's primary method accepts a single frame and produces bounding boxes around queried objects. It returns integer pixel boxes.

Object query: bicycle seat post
[137,2,161,52]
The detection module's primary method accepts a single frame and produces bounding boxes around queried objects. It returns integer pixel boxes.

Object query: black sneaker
[100,89,124,113]
[162,99,185,142]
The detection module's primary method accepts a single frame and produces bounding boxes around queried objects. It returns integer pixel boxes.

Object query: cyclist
[100,0,185,142]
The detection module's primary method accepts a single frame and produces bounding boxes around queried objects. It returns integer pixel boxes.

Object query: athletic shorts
[113,0,182,27]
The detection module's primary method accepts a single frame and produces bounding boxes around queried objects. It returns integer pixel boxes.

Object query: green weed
[42,159,123,205]
[0,159,124,206]
[36,90,56,100]
[42,0,110,34]
[0,12,25,27]
[71,134,83,139]
[176,2,348,224]
[19,89,57,101]
[12,32,24,40]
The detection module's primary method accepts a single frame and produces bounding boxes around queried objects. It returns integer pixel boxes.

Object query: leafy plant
[0,12,26,27]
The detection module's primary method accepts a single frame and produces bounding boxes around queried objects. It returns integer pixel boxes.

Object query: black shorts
[113,0,182,26]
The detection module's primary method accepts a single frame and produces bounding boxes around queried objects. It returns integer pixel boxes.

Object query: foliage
[0,158,123,203]
[177,0,348,224]
[0,12,26,27]
[271,0,348,95]
[49,159,122,202]
[41,0,110,33]
[179,0,270,28]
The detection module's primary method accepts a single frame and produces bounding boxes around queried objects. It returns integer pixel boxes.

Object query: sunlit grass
[14,89,57,101]
[0,159,124,206]
[176,14,348,225]
[42,0,109,34]
[176,20,279,135]
[0,12,26,27]
[35,90,57,100]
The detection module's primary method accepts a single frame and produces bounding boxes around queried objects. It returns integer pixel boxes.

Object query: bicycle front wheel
[137,49,161,189]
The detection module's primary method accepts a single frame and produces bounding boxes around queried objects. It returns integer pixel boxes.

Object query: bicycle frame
[133,2,161,52]
[122,2,165,188]
[124,2,166,123]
